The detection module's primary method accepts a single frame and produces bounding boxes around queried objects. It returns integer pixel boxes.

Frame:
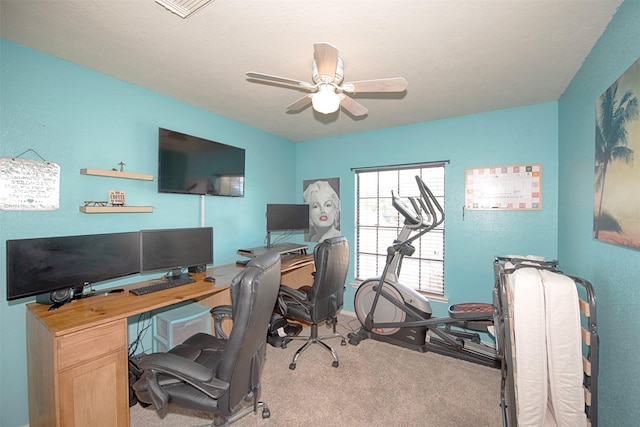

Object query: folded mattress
[541,269,586,427]
[507,262,586,427]
[509,266,548,426]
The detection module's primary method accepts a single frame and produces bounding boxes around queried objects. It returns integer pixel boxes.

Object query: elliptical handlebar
[391,176,444,233]
[414,175,444,229]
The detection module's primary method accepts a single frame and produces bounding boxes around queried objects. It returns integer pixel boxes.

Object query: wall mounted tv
[6,232,140,301]
[158,128,245,197]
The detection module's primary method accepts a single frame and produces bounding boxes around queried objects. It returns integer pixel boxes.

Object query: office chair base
[201,400,269,427]
[288,330,346,370]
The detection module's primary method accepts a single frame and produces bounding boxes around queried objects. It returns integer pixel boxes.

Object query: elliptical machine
[348,175,499,368]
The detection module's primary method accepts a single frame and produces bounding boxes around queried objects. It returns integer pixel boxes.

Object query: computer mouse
[204,276,215,282]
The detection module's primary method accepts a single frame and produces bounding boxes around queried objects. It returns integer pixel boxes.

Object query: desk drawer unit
[27,313,129,427]
[58,320,125,370]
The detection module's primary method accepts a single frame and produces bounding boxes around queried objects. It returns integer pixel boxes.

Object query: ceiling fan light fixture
[155,0,213,18]
[312,85,341,114]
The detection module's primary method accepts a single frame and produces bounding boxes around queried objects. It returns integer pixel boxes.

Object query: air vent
[155,0,213,18]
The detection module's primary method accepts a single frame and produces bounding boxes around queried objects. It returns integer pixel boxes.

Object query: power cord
[128,311,153,358]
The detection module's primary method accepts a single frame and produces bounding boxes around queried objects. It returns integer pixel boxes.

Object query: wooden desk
[280,253,314,288]
[25,260,313,427]
[26,265,237,427]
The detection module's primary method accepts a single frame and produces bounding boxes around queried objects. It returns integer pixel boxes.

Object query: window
[355,163,445,296]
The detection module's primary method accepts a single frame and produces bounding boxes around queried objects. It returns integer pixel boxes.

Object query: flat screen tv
[6,232,140,301]
[158,128,245,197]
[140,227,214,279]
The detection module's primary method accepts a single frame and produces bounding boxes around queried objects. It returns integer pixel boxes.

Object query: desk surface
[26,255,315,336]
[237,243,308,257]
[27,263,242,336]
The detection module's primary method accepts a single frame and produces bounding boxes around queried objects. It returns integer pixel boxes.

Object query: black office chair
[133,251,281,427]
[276,236,349,370]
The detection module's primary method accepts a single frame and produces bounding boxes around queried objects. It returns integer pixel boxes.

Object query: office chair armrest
[139,352,215,383]
[279,285,309,302]
[139,352,230,399]
[211,305,233,339]
[277,285,311,316]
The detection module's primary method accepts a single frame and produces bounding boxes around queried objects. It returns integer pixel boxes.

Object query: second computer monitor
[140,227,213,278]
[266,204,309,232]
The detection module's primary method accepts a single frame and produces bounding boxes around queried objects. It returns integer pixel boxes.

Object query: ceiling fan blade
[246,72,314,90]
[314,42,339,81]
[340,94,368,117]
[342,77,408,93]
[286,95,313,112]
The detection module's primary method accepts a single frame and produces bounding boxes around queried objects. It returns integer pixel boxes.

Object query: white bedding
[506,259,586,427]
[541,269,586,427]
[510,266,548,426]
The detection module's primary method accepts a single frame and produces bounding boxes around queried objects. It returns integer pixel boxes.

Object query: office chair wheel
[332,360,339,368]
[289,362,296,370]
[262,407,271,419]
[341,338,346,346]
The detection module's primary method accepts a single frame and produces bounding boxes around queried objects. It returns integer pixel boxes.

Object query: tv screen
[140,227,213,278]
[266,204,310,232]
[158,128,245,197]
[6,232,140,301]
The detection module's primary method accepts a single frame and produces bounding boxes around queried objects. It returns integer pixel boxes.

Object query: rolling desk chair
[133,251,281,426]
[276,236,349,370]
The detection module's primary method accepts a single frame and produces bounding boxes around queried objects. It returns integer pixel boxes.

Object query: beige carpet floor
[130,315,502,426]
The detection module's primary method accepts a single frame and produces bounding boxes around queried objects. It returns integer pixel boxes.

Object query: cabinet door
[59,349,129,426]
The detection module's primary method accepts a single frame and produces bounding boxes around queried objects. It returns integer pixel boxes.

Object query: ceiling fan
[246,42,408,117]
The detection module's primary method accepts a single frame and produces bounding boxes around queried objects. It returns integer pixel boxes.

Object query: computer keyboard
[129,276,196,296]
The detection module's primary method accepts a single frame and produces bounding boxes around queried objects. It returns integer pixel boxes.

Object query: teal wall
[0,40,296,427]
[557,1,640,425]
[296,103,559,316]
[1,1,639,424]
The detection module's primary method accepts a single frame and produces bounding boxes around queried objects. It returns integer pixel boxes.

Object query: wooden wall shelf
[80,168,153,181]
[79,206,153,214]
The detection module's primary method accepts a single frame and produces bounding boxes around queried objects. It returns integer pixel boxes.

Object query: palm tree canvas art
[594,57,640,250]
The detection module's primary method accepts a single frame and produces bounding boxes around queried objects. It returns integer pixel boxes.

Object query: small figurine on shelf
[111,161,126,172]
[109,190,126,207]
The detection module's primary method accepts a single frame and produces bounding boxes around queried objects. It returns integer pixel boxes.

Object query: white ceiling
[0,0,623,142]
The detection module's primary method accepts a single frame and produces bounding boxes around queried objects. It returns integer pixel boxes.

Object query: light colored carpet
[130,315,502,426]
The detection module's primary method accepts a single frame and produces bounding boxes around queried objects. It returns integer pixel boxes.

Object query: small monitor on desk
[265,204,309,248]
[140,227,213,279]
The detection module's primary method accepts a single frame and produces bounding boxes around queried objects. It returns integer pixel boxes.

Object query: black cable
[128,312,153,357]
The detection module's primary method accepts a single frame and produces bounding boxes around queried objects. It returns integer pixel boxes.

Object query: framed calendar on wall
[465,164,542,210]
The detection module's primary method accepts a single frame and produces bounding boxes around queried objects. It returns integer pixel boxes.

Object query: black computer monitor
[265,204,309,248]
[266,204,309,232]
[6,232,140,301]
[139,227,214,279]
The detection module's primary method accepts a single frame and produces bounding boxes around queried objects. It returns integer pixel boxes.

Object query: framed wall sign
[0,157,60,211]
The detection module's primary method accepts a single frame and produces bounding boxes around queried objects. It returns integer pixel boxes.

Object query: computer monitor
[139,227,214,279]
[265,204,309,248]
[6,232,140,301]
[266,204,310,232]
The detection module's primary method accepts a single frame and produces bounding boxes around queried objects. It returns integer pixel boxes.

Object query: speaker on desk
[36,288,73,305]
[188,264,206,273]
